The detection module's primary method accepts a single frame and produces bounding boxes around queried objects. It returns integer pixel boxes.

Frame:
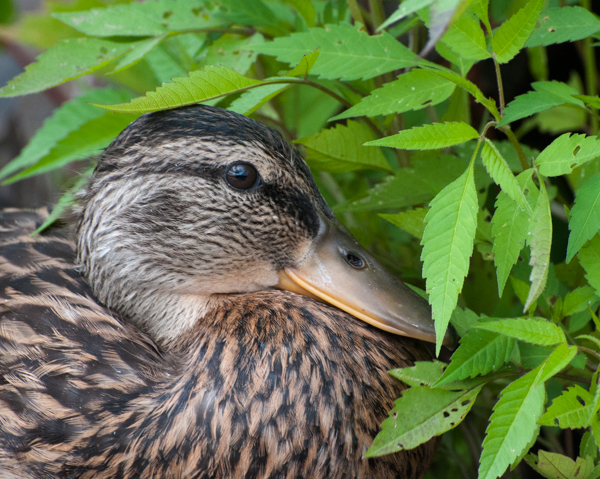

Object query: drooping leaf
[380,208,428,240]
[52,0,224,36]
[250,23,420,81]
[388,360,446,387]
[567,173,600,262]
[295,121,391,172]
[539,384,594,429]
[481,139,533,215]
[435,329,514,385]
[524,179,552,311]
[332,69,455,120]
[499,81,586,127]
[579,234,600,297]
[0,37,139,97]
[491,0,544,64]
[436,41,477,77]
[441,9,491,60]
[475,318,566,346]
[4,112,139,184]
[421,161,479,354]
[366,122,479,150]
[94,66,264,113]
[492,169,538,296]
[478,366,546,479]
[574,94,600,110]
[377,0,436,31]
[535,133,600,177]
[527,7,600,48]
[0,88,131,180]
[366,385,481,457]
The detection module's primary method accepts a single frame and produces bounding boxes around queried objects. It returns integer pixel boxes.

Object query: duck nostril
[345,252,365,269]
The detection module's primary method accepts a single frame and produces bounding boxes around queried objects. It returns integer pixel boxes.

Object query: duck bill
[276,216,456,348]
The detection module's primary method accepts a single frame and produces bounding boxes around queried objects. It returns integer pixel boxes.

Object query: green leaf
[563,286,599,317]
[441,9,491,60]
[380,208,428,240]
[4,112,139,184]
[0,37,137,98]
[579,234,600,297]
[214,0,279,27]
[366,122,479,150]
[331,69,455,120]
[377,0,436,31]
[421,160,478,354]
[524,179,552,311]
[536,343,578,384]
[388,360,446,387]
[228,48,319,115]
[499,81,585,127]
[32,169,93,235]
[492,169,538,295]
[422,66,501,120]
[109,36,165,74]
[199,33,265,75]
[250,23,420,81]
[0,88,130,181]
[450,306,481,337]
[435,329,514,385]
[535,133,600,177]
[366,385,481,457]
[283,0,315,27]
[475,318,566,346]
[295,121,391,173]
[53,0,225,36]
[527,7,600,48]
[422,0,465,56]
[491,0,544,64]
[574,94,600,110]
[94,65,264,113]
[567,173,600,263]
[481,140,533,215]
[537,451,595,479]
[539,384,593,429]
[478,366,546,479]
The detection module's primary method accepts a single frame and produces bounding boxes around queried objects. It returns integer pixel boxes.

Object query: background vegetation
[1,0,600,477]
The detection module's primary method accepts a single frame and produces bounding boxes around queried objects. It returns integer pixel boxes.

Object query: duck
[0,105,454,479]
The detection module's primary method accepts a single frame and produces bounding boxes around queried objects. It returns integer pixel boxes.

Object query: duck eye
[225,163,259,190]
[344,252,366,269]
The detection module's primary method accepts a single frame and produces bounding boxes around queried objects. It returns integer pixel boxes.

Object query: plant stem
[578,345,600,363]
[581,0,599,135]
[500,126,530,171]
[492,56,506,116]
[346,0,365,26]
[368,0,386,30]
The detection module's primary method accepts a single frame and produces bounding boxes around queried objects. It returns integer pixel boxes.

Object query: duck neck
[106,288,222,350]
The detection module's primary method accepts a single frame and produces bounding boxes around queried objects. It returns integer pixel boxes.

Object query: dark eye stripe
[225,163,259,190]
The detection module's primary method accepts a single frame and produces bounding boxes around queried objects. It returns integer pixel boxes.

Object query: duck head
[76,106,453,350]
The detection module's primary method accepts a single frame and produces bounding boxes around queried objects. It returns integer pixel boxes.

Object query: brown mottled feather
[0,107,436,478]
[0,211,434,478]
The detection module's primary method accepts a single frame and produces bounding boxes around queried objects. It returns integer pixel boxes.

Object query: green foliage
[2,0,600,476]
